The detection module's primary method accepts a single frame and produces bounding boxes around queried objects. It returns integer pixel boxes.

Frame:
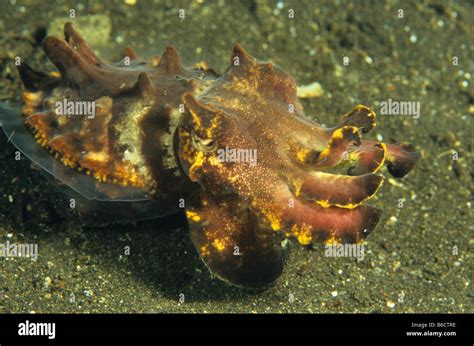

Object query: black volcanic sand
[0,0,472,313]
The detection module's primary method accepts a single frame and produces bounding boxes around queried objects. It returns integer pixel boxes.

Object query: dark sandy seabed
[0,0,472,313]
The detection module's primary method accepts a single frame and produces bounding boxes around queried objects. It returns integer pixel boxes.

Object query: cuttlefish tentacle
[332,104,377,134]
[249,183,381,245]
[287,123,386,175]
[348,140,421,177]
[288,170,384,209]
[286,104,375,164]
[312,126,362,168]
[63,21,101,65]
[383,142,422,178]
[286,103,419,178]
[286,125,360,166]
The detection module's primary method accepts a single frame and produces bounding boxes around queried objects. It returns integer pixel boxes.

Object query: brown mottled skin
[2,23,421,287]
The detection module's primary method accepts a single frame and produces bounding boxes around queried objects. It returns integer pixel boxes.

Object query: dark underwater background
[0,0,472,313]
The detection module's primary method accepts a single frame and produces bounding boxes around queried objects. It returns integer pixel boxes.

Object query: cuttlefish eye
[191,131,217,152]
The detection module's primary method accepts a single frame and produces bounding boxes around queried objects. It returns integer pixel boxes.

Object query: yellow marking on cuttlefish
[22,91,44,104]
[354,105,377,123]
[315,175,384,210]
[292,179,303,198]
[289,224,313,245]
[298,233,312,245]
[60,156,76,168]
[188,107,202,127]
[269,216,282,231]
[208,155,223,167]
[317,136,341,161]
[372,142,387,173]
[84,151,108,163]
[212,238,226,252]
[316,198,357,209]
[200,244,211,257]
[325,234,340,245]
[186,210,201,222]
[206,113,221,138]
[261,209,282,231]
[316,199,331,208]
[296,147,311,163]
[188,151,205,175]
[193,61,209,70]
[332,128,345,140]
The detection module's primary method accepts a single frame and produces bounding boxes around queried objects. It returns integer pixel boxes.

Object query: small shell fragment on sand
[297,81,324,98]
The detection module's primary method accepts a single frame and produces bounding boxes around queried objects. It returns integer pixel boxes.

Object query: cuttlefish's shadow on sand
[82,213,268,302]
